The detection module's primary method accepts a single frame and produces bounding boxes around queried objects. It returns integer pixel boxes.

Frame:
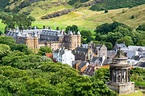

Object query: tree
[0,36,16,50]
[91,68,117,96]
[137,23,145,31]
[80,30,93,43]
[38,46,52,56]
[114,26,131,36]
[14,44,33,55]
[65,25,79,34]
[104,9,108,13]
[130,15,135,19]
[130,68,145,87]
[105,42,113,50]
[95,22,132,35]
[99,35,107,41]
[130,31,142,45]
[107,32,123,45]
[0,44,10,60]
[0,30,3,35]
[0,13,35,30]
[137,40,145,46]
[65,26,72,33]
[28,16,35,22]
[117,36,134,46]
[95,23,111,35]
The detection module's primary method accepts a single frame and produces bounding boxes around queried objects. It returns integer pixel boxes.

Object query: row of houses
[52,42,109,75]
[113,43,145,68]
[51,42,145,75]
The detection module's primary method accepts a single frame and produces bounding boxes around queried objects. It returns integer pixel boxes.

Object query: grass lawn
[119,90,143,96]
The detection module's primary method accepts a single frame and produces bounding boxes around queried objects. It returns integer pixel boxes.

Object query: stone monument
[108,48,135,94]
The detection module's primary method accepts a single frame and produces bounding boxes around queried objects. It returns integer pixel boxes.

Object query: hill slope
[32,4,145,31]
[90,0,145,11]
[1,0,145,32]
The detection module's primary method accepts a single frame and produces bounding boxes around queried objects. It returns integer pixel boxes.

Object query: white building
[53,48,75,67]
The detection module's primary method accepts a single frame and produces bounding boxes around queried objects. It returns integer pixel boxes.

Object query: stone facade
[108,49,135,94]
[6,29,81,50]
[73,46,93,61]
[73,42,107,61]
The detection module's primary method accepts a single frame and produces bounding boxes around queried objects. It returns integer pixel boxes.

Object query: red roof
[45,53,53,59]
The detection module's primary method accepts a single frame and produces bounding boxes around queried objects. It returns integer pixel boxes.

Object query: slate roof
[90,57,102,62]
[84,65,96,76]
[78,61,87,69]
[103,59,112,65]
[135,62,145,67]
[81,44,88,48]
[131,55,145,61]
[116,43,127,48]
[107,50,117,59]
[53,48,66,55]
[128,46,145,51]
[131,55,140,60]
[81,43,103,49]
[95,44,102,47]
[75,47,88,53]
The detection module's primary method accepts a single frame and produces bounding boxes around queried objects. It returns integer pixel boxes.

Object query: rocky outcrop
[41,9,73,19]
[81,0,105,7]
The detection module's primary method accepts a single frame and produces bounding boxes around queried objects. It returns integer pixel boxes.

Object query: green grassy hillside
[32,4,145,31]
[1,4,145,32]
[19,0,73,19]
[90,0,145,11]
[1,0,145,33]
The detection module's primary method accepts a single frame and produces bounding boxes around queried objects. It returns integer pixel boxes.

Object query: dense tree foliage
[137,23,145,31]
[0,36,16,49]
[0,36,33,54]
[0,35,145,95]
[130,68,145,87]
[0,52,117,96]
[80,30,94,43]
[0,44,10,60]
[0,13,35,32]
[69,0,89,5]
[117,36,134,46]
[90,0,145,11]
[65,25,79,34]
[95,21,145,48]
[38,46,52,56]
[95,22,132,35]
[0,35,117,96]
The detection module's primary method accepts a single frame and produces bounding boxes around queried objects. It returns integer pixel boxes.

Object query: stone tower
[65,31,81,50]
[77,31,81,47]
[25,33,38,49]
[108,49,134,94]
[34,33,38,49]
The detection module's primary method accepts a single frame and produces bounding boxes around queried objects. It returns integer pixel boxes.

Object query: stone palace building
[6,28,81,50]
